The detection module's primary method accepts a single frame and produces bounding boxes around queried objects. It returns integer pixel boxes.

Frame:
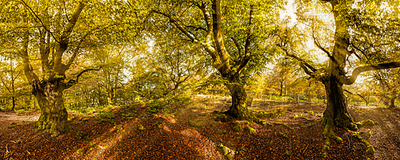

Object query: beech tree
[0,0,142,136]
[0,53,24,111]
[150,0,281,119]
[369,69,400,108]
[278,0,400,156]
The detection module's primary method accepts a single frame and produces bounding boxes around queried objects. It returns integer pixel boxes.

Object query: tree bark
[225,77,249,120]
[322,77,357,131]
[11,97,15,111]
[33,79,68,136]
[389,90,396,108]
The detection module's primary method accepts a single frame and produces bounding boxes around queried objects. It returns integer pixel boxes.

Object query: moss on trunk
[33,80,68,136]
[225,81,250,120]
[322,77,357,131]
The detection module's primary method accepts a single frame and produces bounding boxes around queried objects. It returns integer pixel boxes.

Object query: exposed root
[347,129,375,155]
[321,120,343,158]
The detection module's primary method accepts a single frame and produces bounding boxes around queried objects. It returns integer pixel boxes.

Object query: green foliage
[254,108,285,119]
[7,122,20,129]
[215,130,227,134]
[284,150,291,157]
[244,125,256,134]
[218,143,235,160]
[76,131,86,140]
[301,116,315,122]
[253,118,266,126]
[138,124,146,131]
[356,120,378,128]
[352,131,375,155]
[153,122,163,129]
[97,110,115,119]
[232,122,242,132]
[77,148,86,155]
[214,114,228,122]
[367,129,372,139]
[188,119,203,128]
[278,132,288,139]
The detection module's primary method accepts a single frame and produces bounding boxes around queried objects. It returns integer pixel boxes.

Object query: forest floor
[0,98,400,160]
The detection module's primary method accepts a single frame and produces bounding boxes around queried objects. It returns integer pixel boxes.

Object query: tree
[0,0,142,136]
[369,69,400,108]
[278,0,400,156]
[150,0,281,119]
[0,53,24,111]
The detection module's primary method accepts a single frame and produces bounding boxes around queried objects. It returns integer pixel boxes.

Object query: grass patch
[188,119,203,127]
[215,130,227,134]
[138,124,146,131]
[244,125,256,133]
[232,122,242,132]
[7,122,20,129]
[97,110,115,119]
[284,150,291,157]
[278,132,288,139]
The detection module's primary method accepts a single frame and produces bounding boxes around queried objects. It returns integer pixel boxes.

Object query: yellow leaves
[90,35,98,42]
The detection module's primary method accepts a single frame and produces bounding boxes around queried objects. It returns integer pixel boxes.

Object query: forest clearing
[1,97,400,159]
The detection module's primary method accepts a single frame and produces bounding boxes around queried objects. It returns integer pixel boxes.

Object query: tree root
[347,129,375,155]
[321,120,375,158]
[321,121,343,158]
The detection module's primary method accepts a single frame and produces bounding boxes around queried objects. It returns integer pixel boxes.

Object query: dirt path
[0,111,40,122]
[349,105,400,160]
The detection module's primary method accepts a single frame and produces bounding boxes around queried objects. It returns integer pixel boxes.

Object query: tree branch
[20,0,59,43]
[196,2,217,59]
[231,37,242,56]
[341,62,400,85]
[236,5,254,73]
[344,89,368,103]
[65,24,111,69]
[280,46,317,72]
[152,10,197,42]
[54,2,85,75]
[312,29,336,63]
[74,68,102,83]
[185,25,207,32]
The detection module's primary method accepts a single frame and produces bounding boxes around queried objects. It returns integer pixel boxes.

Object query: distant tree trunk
[107,88,115,105]
[32,79,68,136]
[11,97,15,111]
[322,77,357,130]
[389,98,395,108]
[389,90,396,108]
[279,81,283,96]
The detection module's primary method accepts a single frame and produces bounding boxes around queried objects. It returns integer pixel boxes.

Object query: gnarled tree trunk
[322,76,357,131]
[33,79,68,136]
[225,77,249,120]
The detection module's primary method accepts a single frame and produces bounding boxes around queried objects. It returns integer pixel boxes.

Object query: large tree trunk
[33,80,68,136]
[225,77,250,120]
[322,77,357,131]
